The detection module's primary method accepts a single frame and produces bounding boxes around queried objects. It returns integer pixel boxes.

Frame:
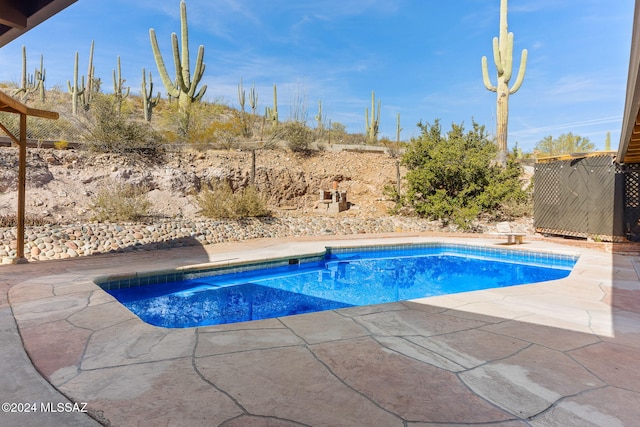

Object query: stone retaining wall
[0,216,450,263]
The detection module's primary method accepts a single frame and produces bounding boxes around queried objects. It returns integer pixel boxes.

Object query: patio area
[1,232,640,426]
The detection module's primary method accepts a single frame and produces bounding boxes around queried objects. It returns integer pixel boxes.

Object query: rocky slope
[0,146,403,223]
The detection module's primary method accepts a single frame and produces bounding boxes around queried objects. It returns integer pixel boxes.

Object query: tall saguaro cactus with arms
[481,0,527,166]
[365,90,380,144]
[141,68,160,122]
[149,0,206,113]
[112,56,130,113]
[67,51,85,115]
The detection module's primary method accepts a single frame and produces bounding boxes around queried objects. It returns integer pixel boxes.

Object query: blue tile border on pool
[326,242,577,268]
[95,242,579,291]
[95,253,327,291]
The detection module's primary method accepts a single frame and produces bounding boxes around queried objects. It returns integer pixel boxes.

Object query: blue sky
[0,0,634,152]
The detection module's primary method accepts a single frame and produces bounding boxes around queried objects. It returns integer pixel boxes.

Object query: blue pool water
[104,245,577,328]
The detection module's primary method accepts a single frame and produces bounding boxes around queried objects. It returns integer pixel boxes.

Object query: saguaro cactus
[238,77,246,113]
[13,46,31,101]
[237,78,252,137]
[315,99,324,133]
[112,56,130,113]
[365,90,380,144]
[265,84,278,129]
[67,51,86,115]
[34,54,46,103]
[481,0,527,166]
[141,68,160,122]
[13,46,44,102]
[149,0,206,112]
[85,40,95,107]
[248,82,258,115]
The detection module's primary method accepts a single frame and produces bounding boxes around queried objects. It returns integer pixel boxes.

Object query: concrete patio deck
[1,233,639,426]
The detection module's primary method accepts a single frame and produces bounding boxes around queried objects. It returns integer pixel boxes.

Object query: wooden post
[250,149,256,185]
[16,113,27,263]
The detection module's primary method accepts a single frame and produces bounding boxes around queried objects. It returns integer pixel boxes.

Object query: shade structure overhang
[0,0,77,47]
[618,0,640,163]
[0,91,59,120]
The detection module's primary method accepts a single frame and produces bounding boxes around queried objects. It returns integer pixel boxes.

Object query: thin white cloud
[513,116,622,136]
[510,0,560,14]
[283,0,402,20]
[541,74,624,104]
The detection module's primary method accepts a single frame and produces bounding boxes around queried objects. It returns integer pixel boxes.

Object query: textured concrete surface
[1,234,639,426]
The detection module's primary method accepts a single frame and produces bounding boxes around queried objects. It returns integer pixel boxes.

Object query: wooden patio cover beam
[0,0,28,29]
[0,0,78,47]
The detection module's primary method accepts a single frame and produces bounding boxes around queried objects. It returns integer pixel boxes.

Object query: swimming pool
[100,243,577,328]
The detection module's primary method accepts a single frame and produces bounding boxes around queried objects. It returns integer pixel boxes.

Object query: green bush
[397,120,529,229]
[197,182,270,219]
[91,181,151,222]
[277,121,314,152]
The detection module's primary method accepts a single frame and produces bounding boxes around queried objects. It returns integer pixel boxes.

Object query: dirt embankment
[0,147,403,222]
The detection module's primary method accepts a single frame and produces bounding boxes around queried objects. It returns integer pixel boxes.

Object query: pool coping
[3,233,640,426]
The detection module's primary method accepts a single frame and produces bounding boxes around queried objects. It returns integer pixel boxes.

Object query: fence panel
[534,155,627,241]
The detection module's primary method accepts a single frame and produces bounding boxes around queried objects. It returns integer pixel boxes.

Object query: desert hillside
[0,146,403,223]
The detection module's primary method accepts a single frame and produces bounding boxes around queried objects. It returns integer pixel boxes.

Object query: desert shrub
[237,109,257,139]
[397,120,529,229]
[380,136,406,158]
[200,116,245,150]
[276,121,314,152]
[197,182,270,219]
[82,94,163,158]
[54,140,69,150]
[158,100,234,146]
[91,181,151,222]
[340,132,367,145]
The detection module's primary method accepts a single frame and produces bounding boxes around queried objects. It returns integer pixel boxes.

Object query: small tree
[533,133,595,158]
[399,120,528,228]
